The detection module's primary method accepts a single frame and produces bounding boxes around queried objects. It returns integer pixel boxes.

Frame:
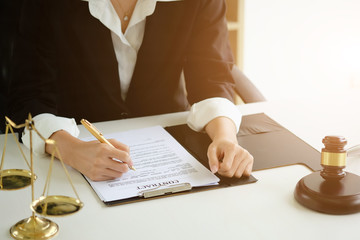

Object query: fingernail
[211,165,218,173]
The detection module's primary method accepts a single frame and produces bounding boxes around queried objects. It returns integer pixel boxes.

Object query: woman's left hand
[205,116,254,178]
[207,137,253,178]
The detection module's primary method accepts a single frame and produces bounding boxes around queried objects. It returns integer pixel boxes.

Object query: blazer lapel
[126,1,186,102]
[70,3,117,75]
[69,1,125,106]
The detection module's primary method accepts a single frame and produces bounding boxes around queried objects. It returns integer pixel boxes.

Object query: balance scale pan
[31,195,84,217]
[0,169,36,190]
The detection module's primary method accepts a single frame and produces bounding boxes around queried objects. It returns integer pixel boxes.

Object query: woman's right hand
[45,130,133,181]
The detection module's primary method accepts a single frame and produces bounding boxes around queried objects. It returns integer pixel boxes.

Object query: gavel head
[320,136,347,179]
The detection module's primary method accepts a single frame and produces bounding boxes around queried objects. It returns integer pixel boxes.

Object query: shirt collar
[80,0,182,3]
[80,0,183,39]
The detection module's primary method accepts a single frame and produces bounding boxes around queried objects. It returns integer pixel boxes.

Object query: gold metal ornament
[321,152,347,167]
[1,114,84,239]
[0,117,34,190]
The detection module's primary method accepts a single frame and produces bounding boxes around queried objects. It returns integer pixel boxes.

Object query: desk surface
[1,94,360,240]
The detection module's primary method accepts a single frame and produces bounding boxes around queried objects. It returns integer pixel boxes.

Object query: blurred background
[227,0,360,101]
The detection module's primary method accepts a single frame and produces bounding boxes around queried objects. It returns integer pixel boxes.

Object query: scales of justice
[0,114,84,239]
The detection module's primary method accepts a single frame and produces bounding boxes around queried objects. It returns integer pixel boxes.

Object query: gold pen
[80,119,136,171]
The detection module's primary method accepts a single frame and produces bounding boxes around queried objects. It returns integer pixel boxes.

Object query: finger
[105,140,133,166]
[218,150,237,177]
[102,167,127,179]
[105,158,130,173]
[89,154,129,172]
[234,152,254,178]
[91,176,109,182]
[108,139,130,153]
[244,157,254,176]
[90,169,124,181]
[233,158,248,178]
[103,144,133,165]
[85,163,124,182]
[241,150,254,176]
[207,144,220,173]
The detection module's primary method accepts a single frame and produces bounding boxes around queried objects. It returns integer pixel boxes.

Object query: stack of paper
[83,126,219,203]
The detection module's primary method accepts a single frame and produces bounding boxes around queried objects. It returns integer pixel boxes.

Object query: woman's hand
[205,117,254,178]
[45,130,133,181]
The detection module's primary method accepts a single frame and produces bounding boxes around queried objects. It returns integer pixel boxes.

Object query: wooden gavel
[294,136,360,214]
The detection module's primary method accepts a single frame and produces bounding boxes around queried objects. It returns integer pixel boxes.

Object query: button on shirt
[22,0,242,154]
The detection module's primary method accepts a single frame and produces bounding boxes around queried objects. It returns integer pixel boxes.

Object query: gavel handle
[347,144,360,158]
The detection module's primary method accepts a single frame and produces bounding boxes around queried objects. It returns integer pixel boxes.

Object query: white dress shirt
[22,0,242,154]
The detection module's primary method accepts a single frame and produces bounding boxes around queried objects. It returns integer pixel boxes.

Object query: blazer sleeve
[183,0,236,105]
[8,0,58,125]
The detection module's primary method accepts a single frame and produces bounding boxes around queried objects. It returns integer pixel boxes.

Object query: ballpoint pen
[80,119,136,171]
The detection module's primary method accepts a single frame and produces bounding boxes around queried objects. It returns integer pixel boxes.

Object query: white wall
[243,0,360,100]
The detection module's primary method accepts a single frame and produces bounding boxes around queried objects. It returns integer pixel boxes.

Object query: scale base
[294,171,360,215]
[10,215,58,240]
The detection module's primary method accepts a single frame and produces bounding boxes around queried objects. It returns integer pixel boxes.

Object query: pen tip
[130,166,136,171]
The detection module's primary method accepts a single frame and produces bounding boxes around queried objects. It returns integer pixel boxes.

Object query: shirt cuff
[21,113,80,155]
[187,97,242,133]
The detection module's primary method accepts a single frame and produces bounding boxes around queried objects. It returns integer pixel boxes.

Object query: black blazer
[8,0,236,125]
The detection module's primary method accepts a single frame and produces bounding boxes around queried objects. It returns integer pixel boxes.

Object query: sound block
[294,171,360,215]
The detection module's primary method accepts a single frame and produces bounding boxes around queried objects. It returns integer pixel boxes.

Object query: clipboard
[82,123,257,206]
[96,121,259,206]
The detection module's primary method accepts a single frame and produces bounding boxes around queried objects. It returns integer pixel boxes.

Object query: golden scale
[0,114,83,239]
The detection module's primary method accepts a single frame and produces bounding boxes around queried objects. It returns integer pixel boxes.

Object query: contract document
[82,126,219,203]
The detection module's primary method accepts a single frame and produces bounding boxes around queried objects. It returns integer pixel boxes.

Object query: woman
[8,0,253,181]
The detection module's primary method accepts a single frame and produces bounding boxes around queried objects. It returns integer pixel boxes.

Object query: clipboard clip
[138,183,192,199]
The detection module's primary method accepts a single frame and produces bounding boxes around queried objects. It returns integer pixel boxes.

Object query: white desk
[1,95,360,240]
